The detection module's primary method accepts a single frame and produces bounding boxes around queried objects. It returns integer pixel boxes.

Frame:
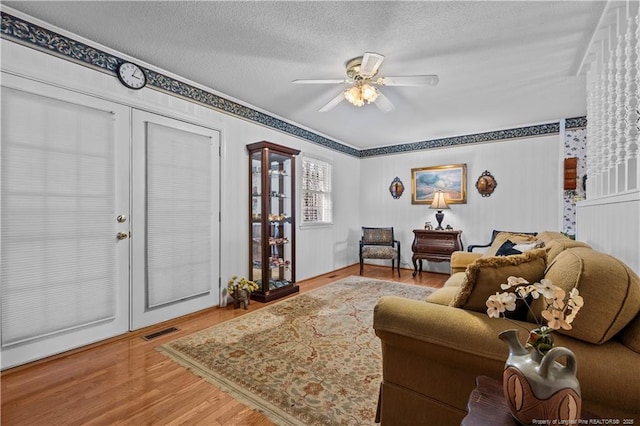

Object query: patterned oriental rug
[158,276,435,425]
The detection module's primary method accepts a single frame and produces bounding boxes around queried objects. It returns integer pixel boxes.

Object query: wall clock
[117,62,147,90]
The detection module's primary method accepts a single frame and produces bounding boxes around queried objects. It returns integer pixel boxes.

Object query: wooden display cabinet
[247,141,300,302]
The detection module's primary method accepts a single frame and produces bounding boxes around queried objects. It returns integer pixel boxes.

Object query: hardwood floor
[1,265,447,425]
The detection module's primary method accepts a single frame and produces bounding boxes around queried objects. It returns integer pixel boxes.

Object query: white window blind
[1,88,117,346]
[145,123,213,308]
[301,156,332,225]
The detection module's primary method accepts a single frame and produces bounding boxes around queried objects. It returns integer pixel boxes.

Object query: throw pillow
[483,232,539,257]
[513,241,543,252]
[495,240,543,256]
[495,240,521,256]
[450,248,548,318]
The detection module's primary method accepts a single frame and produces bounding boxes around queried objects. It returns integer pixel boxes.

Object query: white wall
[359,134,564,273]
[1,38,361,290]
[577,192,640,274]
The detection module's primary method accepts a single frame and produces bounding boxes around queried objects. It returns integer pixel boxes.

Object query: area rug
[157,276,434,425]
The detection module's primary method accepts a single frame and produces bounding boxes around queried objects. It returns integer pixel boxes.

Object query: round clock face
[117,62,147,90]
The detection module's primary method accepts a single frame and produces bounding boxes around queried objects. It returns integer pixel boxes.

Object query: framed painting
[411,163,467,204]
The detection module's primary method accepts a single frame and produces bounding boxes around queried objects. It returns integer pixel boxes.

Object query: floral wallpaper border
[563,128,588,237]
[1,11,586,159]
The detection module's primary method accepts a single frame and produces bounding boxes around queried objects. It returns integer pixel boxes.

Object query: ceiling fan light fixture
[361,83,378,103]
[344,85,364,107]
[301,51,439,112]
[343,83,379,107]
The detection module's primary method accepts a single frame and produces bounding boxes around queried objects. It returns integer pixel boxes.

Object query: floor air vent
[142,326,179,341]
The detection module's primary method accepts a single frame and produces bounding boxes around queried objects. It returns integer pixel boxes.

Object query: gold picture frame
[411,163,467,204]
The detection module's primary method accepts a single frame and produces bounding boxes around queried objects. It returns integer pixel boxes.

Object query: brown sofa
[373,231,640,425]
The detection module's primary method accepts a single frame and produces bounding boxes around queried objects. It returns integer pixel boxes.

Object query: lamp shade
[430,191,449,210]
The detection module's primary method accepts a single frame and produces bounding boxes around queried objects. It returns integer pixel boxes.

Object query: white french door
[130,110,219,329]
[1,75,220,369]
[1,75,131,369]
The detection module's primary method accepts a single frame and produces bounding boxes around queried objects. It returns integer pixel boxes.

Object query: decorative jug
[499,329,581,425]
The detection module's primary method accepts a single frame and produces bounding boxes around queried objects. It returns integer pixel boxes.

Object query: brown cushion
[545,239,591,263]
[450,248,547,313]
[425,287,460,306]
[535,230,591,262]
[450,251,482,274]
[483,232,539,257]
[444,272,466,287]
[620,314,640,354]
[426,272,465,306]
[536,231,570,243]
[538,247,640,344]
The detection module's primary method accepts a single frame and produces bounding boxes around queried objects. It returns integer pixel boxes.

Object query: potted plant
[227,276,258,309]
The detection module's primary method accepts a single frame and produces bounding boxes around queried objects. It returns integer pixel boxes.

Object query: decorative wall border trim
[1,11,586,159]
[566,116,587,129]
[0,11,359,157]
[360,117,587,157]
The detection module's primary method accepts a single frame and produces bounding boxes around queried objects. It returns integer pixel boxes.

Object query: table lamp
[430,191,449,230]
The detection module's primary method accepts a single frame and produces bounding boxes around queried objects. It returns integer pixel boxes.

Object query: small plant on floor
[227,276,259,309]
[486,276,584,356]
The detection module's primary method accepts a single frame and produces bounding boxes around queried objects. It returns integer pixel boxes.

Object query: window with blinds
[301,156,332,225]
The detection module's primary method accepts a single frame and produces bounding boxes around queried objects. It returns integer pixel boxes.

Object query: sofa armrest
[373,297,518,423]
[374,296,526,360]
[450,251,482,274]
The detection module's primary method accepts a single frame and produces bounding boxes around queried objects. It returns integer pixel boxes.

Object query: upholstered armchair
[359,227,401,277]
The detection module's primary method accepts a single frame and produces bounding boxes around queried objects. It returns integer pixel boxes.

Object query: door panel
[131,110,220,329]
[0,74,130,369]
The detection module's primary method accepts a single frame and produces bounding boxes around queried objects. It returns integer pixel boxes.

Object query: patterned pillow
[450,248,548,315]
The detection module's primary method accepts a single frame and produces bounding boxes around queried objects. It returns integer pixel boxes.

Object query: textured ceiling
[3,1,605,150]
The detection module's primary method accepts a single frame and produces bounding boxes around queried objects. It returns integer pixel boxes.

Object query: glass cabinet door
[250,151,263,285]
[247,141,300,302]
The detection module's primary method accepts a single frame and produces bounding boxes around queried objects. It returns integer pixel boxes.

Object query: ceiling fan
[293,52,439,112]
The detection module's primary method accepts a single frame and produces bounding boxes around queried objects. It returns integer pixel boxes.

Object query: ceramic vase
[499,329,582,425]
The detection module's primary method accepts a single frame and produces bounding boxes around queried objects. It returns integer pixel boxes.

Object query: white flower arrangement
[486,276,584,355]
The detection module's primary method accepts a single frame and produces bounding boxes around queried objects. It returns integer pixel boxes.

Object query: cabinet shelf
[252,193,290,199]
[251,237,289,245]
[247,141,300,303]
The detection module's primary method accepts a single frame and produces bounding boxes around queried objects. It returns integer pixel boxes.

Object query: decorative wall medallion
[389,177,405,199]
[476,170,497,197]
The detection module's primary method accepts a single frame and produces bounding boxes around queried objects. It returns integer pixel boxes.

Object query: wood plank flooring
[1,265,448,425]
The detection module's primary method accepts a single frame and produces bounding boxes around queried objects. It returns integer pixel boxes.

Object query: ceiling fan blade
[379,75,440,86]
[359,52,385,77]
[375,91,395,112]
[293,79,348,84]
[319,91,345,112]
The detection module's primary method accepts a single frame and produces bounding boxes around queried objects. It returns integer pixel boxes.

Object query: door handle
[117,232,129,240]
